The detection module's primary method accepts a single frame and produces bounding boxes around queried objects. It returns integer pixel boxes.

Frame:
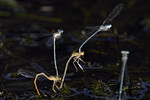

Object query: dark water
[1,0,150,99]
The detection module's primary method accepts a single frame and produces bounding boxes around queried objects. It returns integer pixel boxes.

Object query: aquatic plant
[119,50,129,100]
[59,83,71,95]
[91,80,111,96]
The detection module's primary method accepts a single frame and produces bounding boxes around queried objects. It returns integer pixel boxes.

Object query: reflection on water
[68,29,134,44]
[1,77,149,99]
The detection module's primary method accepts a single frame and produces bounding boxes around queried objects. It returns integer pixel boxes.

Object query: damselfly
[38,29,63,46]
[18,63,61,95]
[119,50,129,100]
[79,3,124,52]
[38,29,63,78]
[60,51,85,89]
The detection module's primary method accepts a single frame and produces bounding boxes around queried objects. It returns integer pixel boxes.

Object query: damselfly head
[99,24,112,31]
[53,29,63,39]
[121,50,129,55]
[121,50,129,60]
[81,51,84,56]
[57,29,63,33]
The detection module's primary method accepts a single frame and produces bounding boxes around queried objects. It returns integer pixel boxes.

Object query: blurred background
[1,0,150,99]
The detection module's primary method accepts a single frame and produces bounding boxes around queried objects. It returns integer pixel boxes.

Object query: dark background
[1,0,150,99]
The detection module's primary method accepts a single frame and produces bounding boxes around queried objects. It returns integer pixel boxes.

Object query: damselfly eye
[57,29,63,33]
